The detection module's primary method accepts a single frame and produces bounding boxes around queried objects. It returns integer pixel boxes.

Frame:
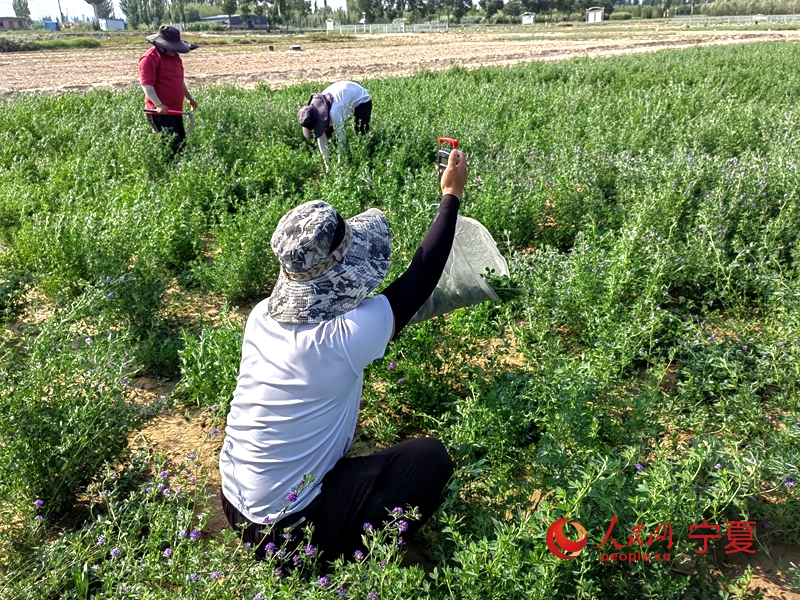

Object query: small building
[0,16,28,30]
[98,18,125,31]
[200,14,269,29]
[326,18,334,32]
[586,6,604,23]
[522,12,535,24]
[43,21,59,31]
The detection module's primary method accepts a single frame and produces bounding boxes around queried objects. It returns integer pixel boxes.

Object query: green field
[1,41,799,599]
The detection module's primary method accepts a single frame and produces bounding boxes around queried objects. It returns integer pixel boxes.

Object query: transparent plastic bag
[408,215,509,325]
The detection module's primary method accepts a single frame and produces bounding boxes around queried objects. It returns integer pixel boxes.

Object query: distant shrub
[185,21,226,31]
[609,11,633,19]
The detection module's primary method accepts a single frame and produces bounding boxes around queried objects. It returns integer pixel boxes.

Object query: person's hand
[441,149,467,199]
[156,103,168,116]
[188,98,197,111]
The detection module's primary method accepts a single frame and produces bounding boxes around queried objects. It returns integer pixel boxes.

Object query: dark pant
[353,99,372,135]
[221,437,454,562]
[146,114,186,154]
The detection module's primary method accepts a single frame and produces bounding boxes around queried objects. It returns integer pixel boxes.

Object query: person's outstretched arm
[381,149,468,339]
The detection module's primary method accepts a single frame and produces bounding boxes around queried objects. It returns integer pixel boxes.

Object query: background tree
[480,0,503,16]
[220,0,238,27]
[239,0,252,25]
[12,0,31,20]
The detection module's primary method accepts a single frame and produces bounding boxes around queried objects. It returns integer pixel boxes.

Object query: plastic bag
[408,215,509,325]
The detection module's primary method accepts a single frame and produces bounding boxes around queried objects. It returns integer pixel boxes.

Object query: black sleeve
[381,194,460,338]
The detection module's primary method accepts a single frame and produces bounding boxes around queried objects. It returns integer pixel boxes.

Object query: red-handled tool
[437,138,459,179]
[143,108,195,136]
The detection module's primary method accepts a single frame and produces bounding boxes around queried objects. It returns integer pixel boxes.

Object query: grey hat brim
[268,208,391,324]
[146,34,194,53]
[300,95,330,140]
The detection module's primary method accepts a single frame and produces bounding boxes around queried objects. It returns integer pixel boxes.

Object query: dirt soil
[2,28,800,95]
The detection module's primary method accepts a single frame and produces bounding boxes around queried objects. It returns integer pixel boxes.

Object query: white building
[99,18,125,30]
[586,7,604,23]
[522,12,535,24]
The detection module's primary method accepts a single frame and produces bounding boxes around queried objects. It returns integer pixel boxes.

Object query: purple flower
[187,453,197,461]
[97,536,107,545]
[244,542,252,548]
[162,488,171,496]
[748,457,757,464]
[285,491,298,503]
[264,542,276,554]
[162,547,172,558]
[209,570,222,579]
[380,561,386,570]
[253,594,264,600]
[188,573,200,583]
[363,522,373,532]
[189,477,196,484]
[121,377,129,384]
[178,531,187,539]
[354,549,364,562]
[317,577,330,588]
[387,361,397,371]
[368,590,379,600]
[33,499,44,507]
[274,568,282,579]
[187,528,201,540]
[210,428,220,437]
[397,520,408,533]
[34,514,43,522]
[337,589,347,598]
[397,378,405,384]
[392,507,404,515]
[714,463,722,470]
[787,477,795,489]
[210,404,218,411]
[304,544,316,557]
[292,554,301,566]
[282,532,292,540]
[263,516,273,525]
[635,463,644,471]
[110,548,120,558]
[158,470,169,479]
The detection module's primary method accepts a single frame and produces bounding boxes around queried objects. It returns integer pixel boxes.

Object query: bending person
[219,150,468,561]
[297,80,372,164]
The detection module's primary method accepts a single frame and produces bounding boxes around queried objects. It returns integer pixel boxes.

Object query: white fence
[674,13,800,25]
[326,22,450,34]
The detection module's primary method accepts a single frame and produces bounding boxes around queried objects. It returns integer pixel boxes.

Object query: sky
[1,0,347,20]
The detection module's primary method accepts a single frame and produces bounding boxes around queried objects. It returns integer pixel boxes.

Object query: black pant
[146,114,186,154]
[221,437,454,561]
[353,99,372,135]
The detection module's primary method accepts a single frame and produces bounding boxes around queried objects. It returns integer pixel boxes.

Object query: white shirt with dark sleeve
[316,81,371,160]
[219,294,393,524]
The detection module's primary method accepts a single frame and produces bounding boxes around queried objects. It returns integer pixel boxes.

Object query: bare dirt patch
[2,28,799,95]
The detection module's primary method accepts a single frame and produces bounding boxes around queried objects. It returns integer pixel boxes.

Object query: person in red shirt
[139,25,198,154]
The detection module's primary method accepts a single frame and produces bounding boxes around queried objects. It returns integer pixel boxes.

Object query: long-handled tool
[143,108,195,136]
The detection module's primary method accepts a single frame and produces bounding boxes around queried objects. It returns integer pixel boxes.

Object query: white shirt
[219,295,393,524]
[317,81,371,161]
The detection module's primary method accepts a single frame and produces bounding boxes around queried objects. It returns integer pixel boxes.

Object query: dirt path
[2,29,799,95]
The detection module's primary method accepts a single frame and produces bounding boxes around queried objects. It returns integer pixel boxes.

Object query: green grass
[0,41,799,599]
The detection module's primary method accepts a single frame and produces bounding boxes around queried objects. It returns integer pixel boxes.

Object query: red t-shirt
[138,46,185,112]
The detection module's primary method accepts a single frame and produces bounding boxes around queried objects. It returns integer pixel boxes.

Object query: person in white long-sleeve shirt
[297,81,372,163]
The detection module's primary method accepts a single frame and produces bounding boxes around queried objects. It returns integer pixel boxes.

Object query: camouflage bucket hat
[268,200,391,323]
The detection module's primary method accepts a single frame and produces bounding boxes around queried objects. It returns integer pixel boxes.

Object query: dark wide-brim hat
[146,25,195,53]
[268,201,391,324]
[297,94,331,140]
